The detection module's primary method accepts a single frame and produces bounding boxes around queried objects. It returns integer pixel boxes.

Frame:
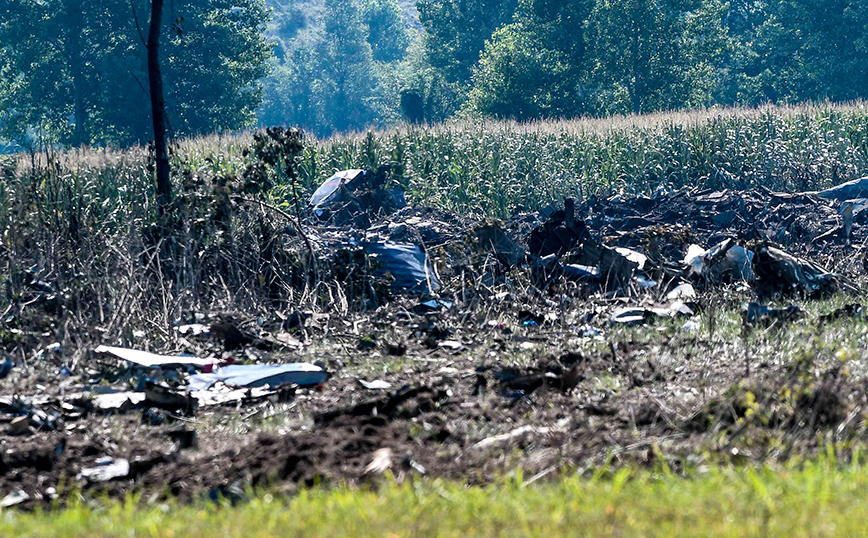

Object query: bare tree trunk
[67,0,88,146]
[630,10,641,116]
[148,0,172,211]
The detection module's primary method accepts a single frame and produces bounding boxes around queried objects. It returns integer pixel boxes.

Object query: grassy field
[316,102,868,216]
[4,460,868,537]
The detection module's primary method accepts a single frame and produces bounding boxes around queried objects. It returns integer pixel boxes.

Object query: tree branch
[130,0,147,47]
[230,195,319,283]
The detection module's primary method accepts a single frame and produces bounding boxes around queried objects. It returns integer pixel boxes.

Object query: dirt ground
[2,185,867,509]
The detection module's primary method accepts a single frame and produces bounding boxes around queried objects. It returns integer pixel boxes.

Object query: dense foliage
[296,104,868,216]
[0,0,271,147]
[258,0,868,134]
[2,0,868,145]
[258,0,411,137]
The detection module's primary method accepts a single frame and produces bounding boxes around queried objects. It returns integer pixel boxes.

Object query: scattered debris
[192,385,288,408]
[359,379,392,391]
[610,302,694,326]
[437,340,463,352]
[742,302,804,327]
[7,416,30,436]
[94,346,213,370]
[816,176,868,201]
[177,324,210,337]
[187,363,328,391]
[0,490,30,508]
[682,319,701,333]
[363,448,393,475]
[385,342,407,356]
[274,332,303,348]
[473,225,526,266]
[752,243,856,297]
[684,239,755,282]
[402,452,426,475]
[364,242,440,293]
[518,310,545,326]
[309,167,406,224]
[210,322,273,351]
[412,299,453,315]
[92,392,146,412]
[144,383,196,413]
[310,169,366,217]
[577,325,602,338]
[6,180,868,508]
[666,283,697,301]
[77,458,130,483]
[471,425,564,451]
[0,359,14,380]
[528,198,588,257]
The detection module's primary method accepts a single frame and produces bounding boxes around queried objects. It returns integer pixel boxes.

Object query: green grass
[6,461,868,536]
[307,102,868,217]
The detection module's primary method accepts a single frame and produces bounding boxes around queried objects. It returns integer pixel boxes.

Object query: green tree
[0,0,109,145]
[258,44,319,130]
[519,0,591,70]
[680,0,732,107]
[417,0,518,85]
[361,0,411,63]
[466,0,594,119]
[467,23,576,120]
[313,0,379,134]
[397,40,465,124]
[586,0,730,115]
[0,0,272,146]
[259,0,414,136]
[587,0,683,115]
[161,1,273,139]
[753,0,868,103]
[269,0,307,43]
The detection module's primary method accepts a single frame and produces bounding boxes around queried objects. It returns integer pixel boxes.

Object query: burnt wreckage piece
[529,198,638,290]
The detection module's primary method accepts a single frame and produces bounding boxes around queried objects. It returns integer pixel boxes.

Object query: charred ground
[2,125,868,509]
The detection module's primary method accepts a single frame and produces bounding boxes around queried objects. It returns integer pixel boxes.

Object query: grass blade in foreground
[3,462,867,537]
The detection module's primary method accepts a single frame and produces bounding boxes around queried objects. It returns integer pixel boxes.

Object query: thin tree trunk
[148,0,172,211]
[68,0,87,145]
[630,10,641,116]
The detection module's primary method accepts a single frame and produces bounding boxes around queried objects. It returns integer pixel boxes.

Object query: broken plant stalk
[231,195,319,285]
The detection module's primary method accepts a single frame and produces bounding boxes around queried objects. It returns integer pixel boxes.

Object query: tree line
[2,0,867,147]
[1,0,271,147]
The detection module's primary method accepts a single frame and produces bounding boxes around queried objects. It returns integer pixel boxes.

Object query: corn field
[5,102,868,220]
[303,102,868,217]
[0,102,866,332]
